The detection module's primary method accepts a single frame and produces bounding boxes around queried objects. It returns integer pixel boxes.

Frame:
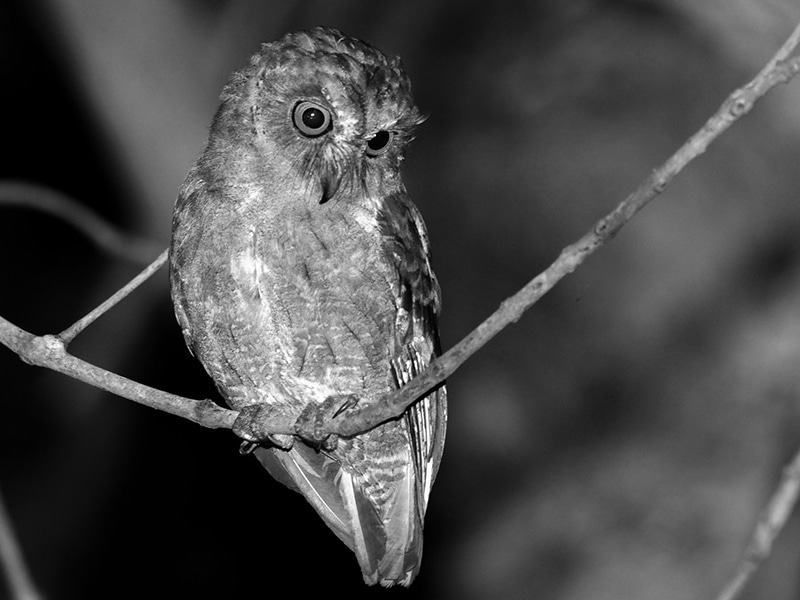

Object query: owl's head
[209,27,425,206]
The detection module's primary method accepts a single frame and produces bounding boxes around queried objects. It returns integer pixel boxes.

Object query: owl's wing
[381,193,448,516]
[253,444,385,555]
[394,345,447,514]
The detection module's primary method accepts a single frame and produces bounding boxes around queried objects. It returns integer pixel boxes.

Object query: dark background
[2,1,800,598]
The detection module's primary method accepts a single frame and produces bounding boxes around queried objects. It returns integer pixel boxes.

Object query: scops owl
[169,27,447,586]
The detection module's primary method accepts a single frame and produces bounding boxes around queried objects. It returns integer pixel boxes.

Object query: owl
[169,27,447,586]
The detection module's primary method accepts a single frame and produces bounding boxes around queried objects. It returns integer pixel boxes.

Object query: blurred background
[2,0,800,598]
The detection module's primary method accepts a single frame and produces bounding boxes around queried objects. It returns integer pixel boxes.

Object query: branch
[306,23,800,440]
[0,25,799,441]
[714,446,800,600]
[58,250,169,344]
[0,181,162,265]
[0,18,797,600]
[0,316,235,430]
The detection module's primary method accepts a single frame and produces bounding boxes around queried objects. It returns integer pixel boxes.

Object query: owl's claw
[332,395,359,418]
[238,440,259,455]
[232,404,295,450]
[234,395,361,453]
[296,394,359,449]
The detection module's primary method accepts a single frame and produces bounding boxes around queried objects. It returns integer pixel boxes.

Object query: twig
[714,446,800,600]
[308,22,800,439]
[0,19,797,600]
[58,249,169,344]
[0,485,43,600]
[0,24,798,441]
[0,21,797,582]
[0,316,235,430]
[0,181,162,265]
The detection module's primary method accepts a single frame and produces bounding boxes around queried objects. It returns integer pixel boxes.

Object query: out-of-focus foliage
[2,1,800,598]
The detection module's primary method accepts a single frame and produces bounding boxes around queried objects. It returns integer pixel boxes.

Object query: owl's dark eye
[366,131,393,157]
[293,101,332,137]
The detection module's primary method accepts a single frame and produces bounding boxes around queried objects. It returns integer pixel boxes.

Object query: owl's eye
[293,101,332,137]
[366,130,393,157]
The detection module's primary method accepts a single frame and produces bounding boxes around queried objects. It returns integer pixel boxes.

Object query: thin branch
[0,23,798,442]
[0,316,235,430]
[0,181,162,265]
[58,249,169,344]
[0,23,797,585]
[0,18,796,600]
[302,21,800,440]
[714,446,800,600]
[0,485,43,600]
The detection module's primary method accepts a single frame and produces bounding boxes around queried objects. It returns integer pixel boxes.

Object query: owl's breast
[244,201,399,400]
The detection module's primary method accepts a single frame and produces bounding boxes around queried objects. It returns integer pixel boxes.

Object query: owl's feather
[169,27,445,587]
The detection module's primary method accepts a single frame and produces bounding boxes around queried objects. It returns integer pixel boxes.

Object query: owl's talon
[232,404,296,450]
[333,395,360,418]
[239,440,259,455]
[315,433,339,452]
[296,394,359,446]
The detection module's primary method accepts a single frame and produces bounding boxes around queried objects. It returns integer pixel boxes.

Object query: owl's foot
[232,404,296,451]
[296,394,360,450]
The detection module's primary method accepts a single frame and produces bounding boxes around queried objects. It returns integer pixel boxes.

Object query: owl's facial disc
[287,90,397,204]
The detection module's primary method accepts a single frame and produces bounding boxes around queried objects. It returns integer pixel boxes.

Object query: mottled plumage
[169,27,446,586]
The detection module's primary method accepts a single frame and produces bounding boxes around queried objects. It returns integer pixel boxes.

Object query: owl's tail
[255,442,424,586]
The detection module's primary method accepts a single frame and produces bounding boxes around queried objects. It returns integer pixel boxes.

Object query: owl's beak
[318,160,342,204]
[319,172,341,204]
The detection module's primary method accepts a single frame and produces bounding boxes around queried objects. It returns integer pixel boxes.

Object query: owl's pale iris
[293,101,331,137]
